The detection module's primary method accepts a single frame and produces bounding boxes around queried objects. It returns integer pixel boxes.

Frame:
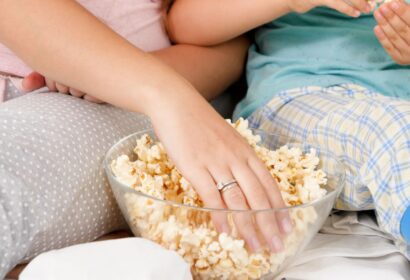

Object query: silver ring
[216,179,238,193]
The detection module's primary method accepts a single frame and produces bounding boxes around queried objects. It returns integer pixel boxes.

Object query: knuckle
[385,43,394,51]
[396,23,407,33]
[390,34,398,41]
[346,6,356,14]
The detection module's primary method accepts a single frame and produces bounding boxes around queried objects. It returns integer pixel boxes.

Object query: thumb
[22,72,46,92]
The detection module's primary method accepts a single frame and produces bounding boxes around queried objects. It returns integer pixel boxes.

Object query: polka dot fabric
[0,79,152,278]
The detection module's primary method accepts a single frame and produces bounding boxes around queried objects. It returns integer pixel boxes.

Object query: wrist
[139,77,205,121]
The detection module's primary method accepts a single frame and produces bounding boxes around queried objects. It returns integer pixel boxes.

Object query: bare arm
[0,0,293,250]
[152,37,249,100]
[0,0,200,115]
[167,0,371,46]
[167,0,290,46]
[22,37,249,102]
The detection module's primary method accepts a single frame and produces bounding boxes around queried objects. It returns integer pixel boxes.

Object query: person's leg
[0,80,151,278]
[248,84,410,258]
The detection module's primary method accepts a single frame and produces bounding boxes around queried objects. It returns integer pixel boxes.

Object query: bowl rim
[104,128,346,213]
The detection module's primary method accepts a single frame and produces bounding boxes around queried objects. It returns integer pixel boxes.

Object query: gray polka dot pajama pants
[0,79,151,278]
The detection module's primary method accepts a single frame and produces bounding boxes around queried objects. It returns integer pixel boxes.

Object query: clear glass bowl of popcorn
[104,122,345,280]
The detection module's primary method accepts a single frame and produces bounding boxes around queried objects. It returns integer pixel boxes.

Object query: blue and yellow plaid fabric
[247,84,410,258]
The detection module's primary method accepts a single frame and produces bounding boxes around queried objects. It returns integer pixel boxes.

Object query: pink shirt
[0,0,171,77]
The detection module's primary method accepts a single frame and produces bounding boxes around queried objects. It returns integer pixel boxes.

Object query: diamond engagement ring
[216,179,238,193]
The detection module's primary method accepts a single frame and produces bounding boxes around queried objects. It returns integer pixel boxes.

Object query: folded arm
[23,37,250,102]
[0,0,199,115]
[167,0,290,46]
[167,0,371,46]
[152,37,249,100]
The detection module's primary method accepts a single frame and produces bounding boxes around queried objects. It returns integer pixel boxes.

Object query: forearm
[168,0,290,46]
[0,0,200,116]
[152,36,249,100]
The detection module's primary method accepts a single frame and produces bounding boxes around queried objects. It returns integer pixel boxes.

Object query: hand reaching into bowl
[23,70,291,252]
[149,88,292,252]
[2,0,290,253]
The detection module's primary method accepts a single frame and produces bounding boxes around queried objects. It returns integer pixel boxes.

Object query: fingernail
[381,5,389,14]
[374,26,385,38]
[366,4,372,13]
[374,11,383,21]
[281,217,293,234]
[391,1,401,11]
[271,235,284,252]
[250,237,262,252]
[354,11,361,17]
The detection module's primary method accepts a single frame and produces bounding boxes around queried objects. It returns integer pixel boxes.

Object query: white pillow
[19,238,192,280]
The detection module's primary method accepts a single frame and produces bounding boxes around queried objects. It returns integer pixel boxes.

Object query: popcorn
[112,118,328,280]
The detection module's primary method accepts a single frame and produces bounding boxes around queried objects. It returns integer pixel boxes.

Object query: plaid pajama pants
[247,84,410,258]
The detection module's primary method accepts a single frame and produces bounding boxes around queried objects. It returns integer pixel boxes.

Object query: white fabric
[19,238,192,280]
[18,212,409,280]
[279,211,410,280]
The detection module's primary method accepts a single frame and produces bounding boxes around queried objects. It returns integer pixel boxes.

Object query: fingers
[231,161,284,252]
[188,168,230,235]
[374,25,400,59]
[46,79,71,95]
[44,78,103,102]
[55,82,69,94]
[22,72,45,92]
[387,3,410,45]
[323,0,363,17]
[374,2,410,64]
[222,187,264,252]
[332,0,360,17]
[69,88,85,98]
[248,157,293,235]
[45,77,58,92]
[84,94,105,104]
[390,0,410,23]
[210,166,263,252]
[345,0,372,13]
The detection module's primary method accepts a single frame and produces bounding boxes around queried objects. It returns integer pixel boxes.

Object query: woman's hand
[287,0,371,17]
[22,72,104,103]
[374,0,410,65]
[150,91,292,252]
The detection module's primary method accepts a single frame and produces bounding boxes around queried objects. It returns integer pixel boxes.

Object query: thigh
[0,90,151,278]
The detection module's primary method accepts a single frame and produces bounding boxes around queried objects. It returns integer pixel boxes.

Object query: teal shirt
[234,7,410,119]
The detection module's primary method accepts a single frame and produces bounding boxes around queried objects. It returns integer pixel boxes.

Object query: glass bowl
[104,129,345,280]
